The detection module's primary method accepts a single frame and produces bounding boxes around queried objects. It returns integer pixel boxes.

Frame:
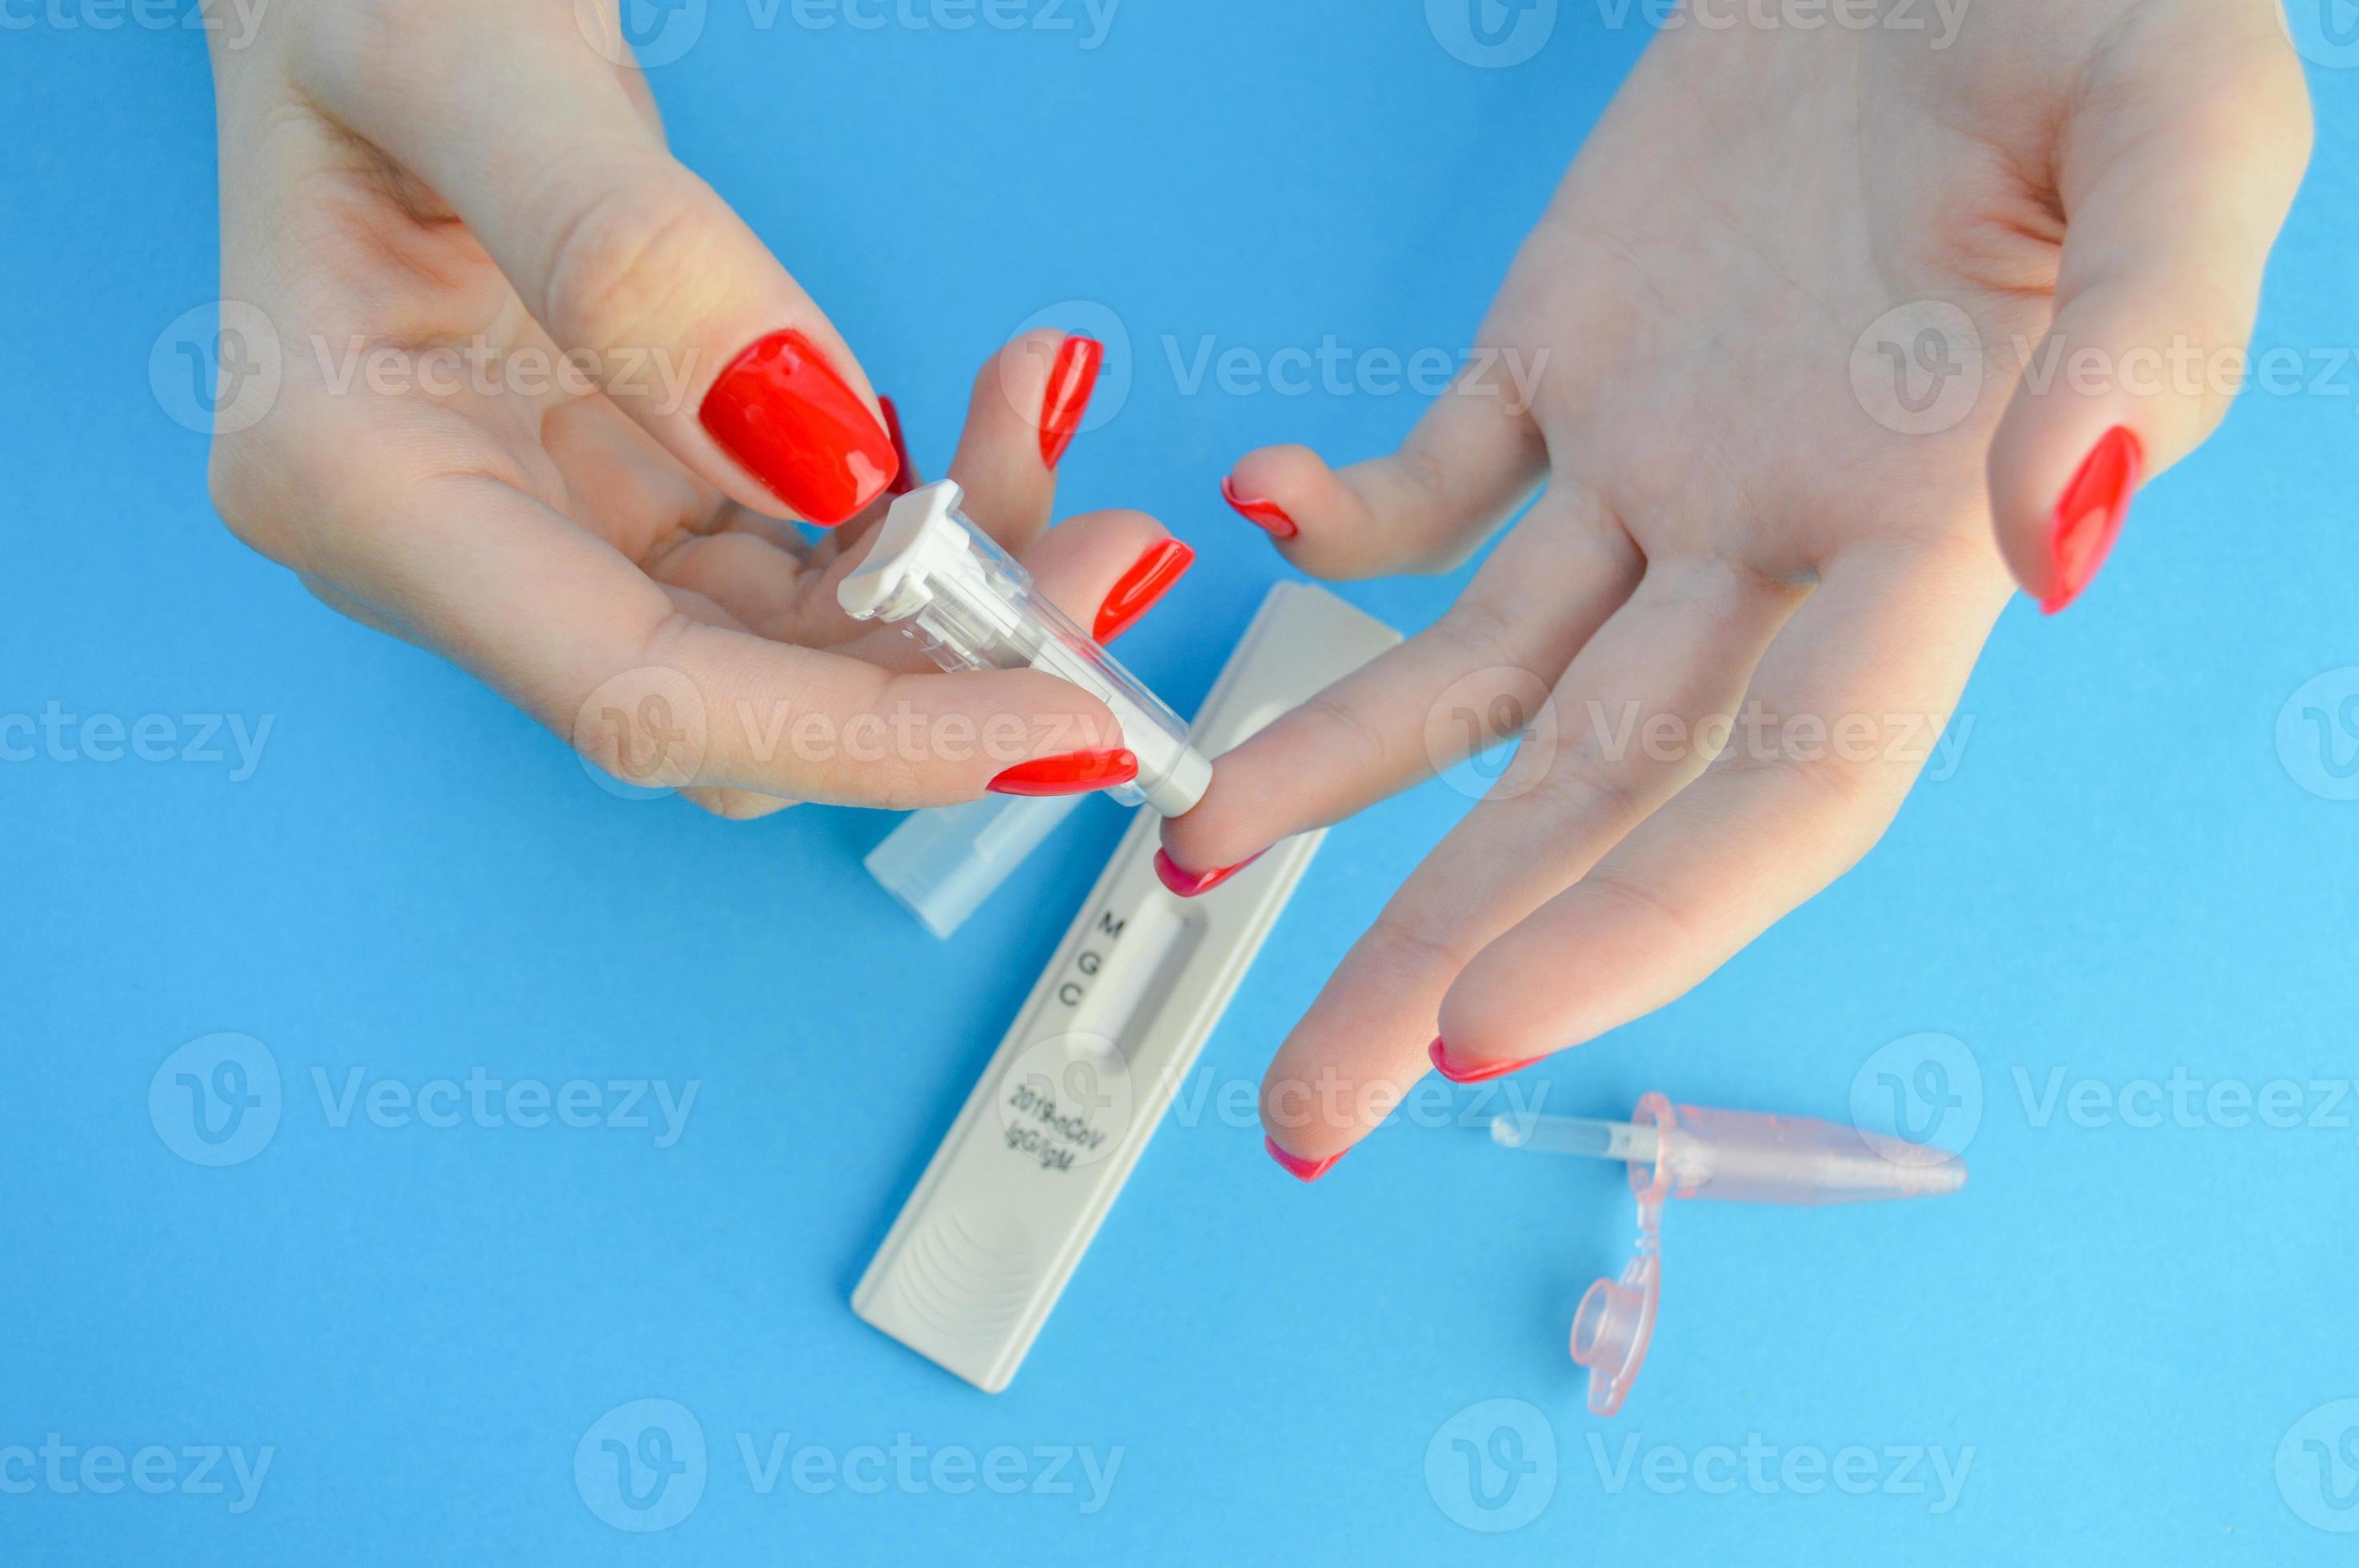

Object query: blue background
[4,2,2356,1562]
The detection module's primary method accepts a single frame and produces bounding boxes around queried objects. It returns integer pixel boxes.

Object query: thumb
[295,0,898,526]
[1986,10,2311,613]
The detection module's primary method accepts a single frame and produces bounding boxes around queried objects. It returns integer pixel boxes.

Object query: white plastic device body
[836,480,1213,816]
[851,582,1401,1391]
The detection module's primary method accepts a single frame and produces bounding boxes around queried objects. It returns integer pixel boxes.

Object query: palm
[1170,0,2309,1174]
[1504,17,2083,593]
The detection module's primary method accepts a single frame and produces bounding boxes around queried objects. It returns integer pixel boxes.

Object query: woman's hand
[206,0,1191,814]
[1159,0,2311,1177]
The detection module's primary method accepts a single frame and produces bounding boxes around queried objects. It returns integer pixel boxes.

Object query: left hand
[1156,0,2312,1177]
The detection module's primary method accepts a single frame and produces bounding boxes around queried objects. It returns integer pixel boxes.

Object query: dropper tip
[1904,1154,1969,1198]
[1489,1114,1530,1149]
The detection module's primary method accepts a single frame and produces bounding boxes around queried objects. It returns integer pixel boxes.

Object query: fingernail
[699,329,899,526]
[1039,336,1103,469]
[2042,425,2143,614]
[1265,1134,1344,1182]
[1427,1036,1542,1085]
[879,394,917,498]
[987,747,1139,797]
[1153,847,1264,898]
[1221,477,1297,538]
[1094,540,1196,643]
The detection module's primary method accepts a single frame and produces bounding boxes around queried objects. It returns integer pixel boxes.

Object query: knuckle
[536,161,717,353]
[1518,753,1645,826]
[1714,746,1894,866]
[1360,910,1476,982]
[1574,868,1700,952]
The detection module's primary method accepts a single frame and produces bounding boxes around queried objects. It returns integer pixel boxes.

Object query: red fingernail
[1221,477,1297,538]
[699,329,899,526]
[1265,1134,1344,1182]
[1154,847,1264,898]
[2042,425,2143,614]
[987,747,1139,797]
[878,394,917,498]
[1427,1036,1542,1085]
[1094,540,1196,643]
[1039,336,1103,469]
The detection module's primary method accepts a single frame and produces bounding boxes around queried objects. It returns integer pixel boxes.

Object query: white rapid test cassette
[852,581,1401,1391]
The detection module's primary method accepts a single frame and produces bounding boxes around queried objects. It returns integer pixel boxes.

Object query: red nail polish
[1221,477,1297,538]
[699,329,899,526]
[987,747,1139,797]
[1093,540,1195,643]
[878,394,917,498]
[1427,1036,1542,1085]
[1265,1134,1344,1182]
[1039,336,1103,469]
[1153,847,1264,898]
[2042,425,2143,614]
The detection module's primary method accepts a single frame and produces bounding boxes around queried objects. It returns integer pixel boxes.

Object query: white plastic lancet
[837,480,1213,816]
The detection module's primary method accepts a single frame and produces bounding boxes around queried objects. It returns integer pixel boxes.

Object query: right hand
[206,0,1186,814]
